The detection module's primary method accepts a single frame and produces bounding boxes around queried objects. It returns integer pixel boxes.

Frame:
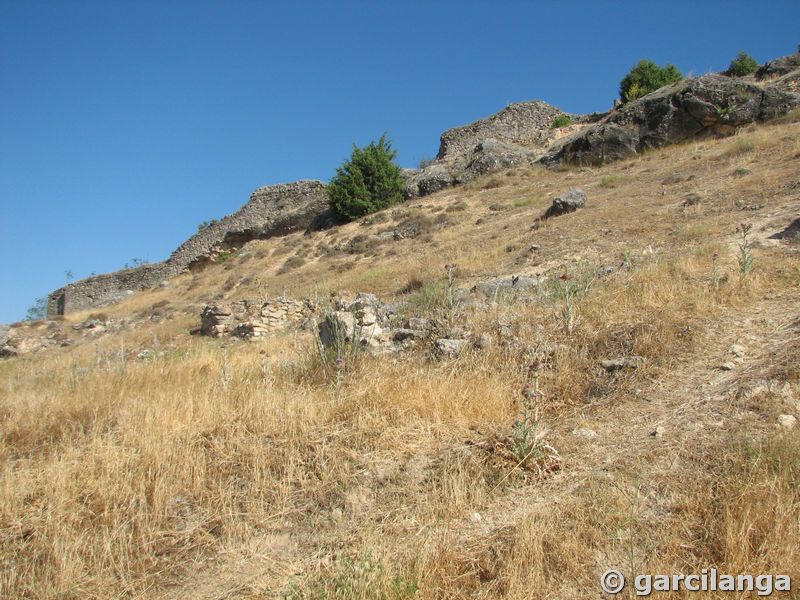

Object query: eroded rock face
[455,139,539,184]
[404,139,540,198]
[404,101,601,198]
[756,53,800,80]
[542,73,800,167]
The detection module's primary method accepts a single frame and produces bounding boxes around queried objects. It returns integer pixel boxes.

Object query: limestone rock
[475,333,493,350]
[435,338,468,358]
[572,427,598,439]
[437,100,580,162]
[403,164,455,198]
[778,414,797,430]
[601,356,644,371]
[455,139,538,184]
[0,345,18,357]
[542,189,586,219]
[407,318,435,332]
[49,180,329,316]
[472,275,539,298]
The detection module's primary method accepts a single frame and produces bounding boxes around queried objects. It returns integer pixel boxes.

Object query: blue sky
[2,1,799,323]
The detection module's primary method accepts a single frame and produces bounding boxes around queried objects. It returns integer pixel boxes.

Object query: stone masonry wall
[200,297,317,337]
[436,100,585,161]
[48,180,329,315]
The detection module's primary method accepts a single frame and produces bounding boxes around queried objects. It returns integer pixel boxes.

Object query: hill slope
[2,111,800,598]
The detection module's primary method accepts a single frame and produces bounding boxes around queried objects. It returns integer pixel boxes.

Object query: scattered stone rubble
[197,281,548,358]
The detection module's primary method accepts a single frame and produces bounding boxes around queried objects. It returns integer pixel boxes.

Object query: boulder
[435,338,468,358]
[404,164,456,198]
[601,356,644,371]
[472,275,539,298]
[542,189,586,219]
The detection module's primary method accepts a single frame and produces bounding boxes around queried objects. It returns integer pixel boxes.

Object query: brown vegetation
[2,117,800,598]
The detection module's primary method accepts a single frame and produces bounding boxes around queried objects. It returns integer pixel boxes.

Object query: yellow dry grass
[2,117,800,599]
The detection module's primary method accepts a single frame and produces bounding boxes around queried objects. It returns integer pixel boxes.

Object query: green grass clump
[551,114,574,128]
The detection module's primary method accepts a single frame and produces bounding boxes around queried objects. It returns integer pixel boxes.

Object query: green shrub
[619,59,683,103]
[328,134,404,222]
[551,114,574,128]
[728,51,759,77]
[197,219,219,231]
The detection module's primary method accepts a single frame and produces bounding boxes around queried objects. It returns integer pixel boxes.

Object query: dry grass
[2,117,800,598]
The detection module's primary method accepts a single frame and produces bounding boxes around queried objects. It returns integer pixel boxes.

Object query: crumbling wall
[436,100,585,161]
[200,297,317,337]
[48,180,329,315]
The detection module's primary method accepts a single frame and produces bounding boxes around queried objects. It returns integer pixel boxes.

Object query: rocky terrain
[42,53,800,320]
[3,51,800,600]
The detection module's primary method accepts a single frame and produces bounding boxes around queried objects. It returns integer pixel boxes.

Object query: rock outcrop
[48,180,328,315]
[436,100,582,161]
[541,72,800,167]
[756,52,800,80]
[404,101,603,198]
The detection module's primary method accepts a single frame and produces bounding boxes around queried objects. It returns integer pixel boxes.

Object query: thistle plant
[736,223,753,275]
[510,362,560,476]
[711,252,720,288]
[444,263,456,327]
[315,306,365,385]
[550,271,592,334]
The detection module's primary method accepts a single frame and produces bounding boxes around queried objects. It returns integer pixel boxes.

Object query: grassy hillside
[2,113,800,599]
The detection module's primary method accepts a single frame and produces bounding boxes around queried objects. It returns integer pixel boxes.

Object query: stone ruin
[200,297,318,338]
[48,180,329,316]
[198,278,550,358]
[45,52,800,319]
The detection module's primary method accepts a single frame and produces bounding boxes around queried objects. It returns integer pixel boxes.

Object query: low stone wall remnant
[48,180,328,315]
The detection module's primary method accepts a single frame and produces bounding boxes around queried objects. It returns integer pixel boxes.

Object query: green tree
[328,134,404,222]
[619,59,683,103]
[728,51,759,77]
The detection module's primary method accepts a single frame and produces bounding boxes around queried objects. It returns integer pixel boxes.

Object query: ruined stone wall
[47,180,329,316]
[167,180,328,270]
[200,297,317,337]
[47,262,174,315]
[436,100,584,161]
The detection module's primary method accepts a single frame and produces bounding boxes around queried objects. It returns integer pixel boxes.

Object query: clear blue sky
[2,1,798,323]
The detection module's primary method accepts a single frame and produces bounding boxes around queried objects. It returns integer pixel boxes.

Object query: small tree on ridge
[327,134,404,222]
[728,51,759,77]
[619,59,683,103]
